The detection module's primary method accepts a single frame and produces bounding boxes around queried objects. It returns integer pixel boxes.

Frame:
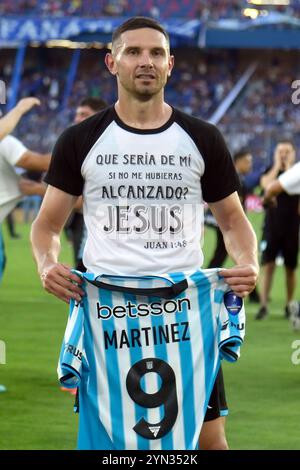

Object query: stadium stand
[220,50,300,164]
[1,1,300,164]
[1,45,298,167]
[1,0,300,20]
[1,47,241,152]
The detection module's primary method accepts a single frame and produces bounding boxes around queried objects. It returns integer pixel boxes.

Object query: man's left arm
[209,192,259,297]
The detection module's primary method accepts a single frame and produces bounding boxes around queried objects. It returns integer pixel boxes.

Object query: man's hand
[40,263,85,304]
[16,97,40,116]
[219,264,259,298]
[273,146,284,170]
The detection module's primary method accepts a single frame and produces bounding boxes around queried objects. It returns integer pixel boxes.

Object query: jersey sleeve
[201,127,240,203]
[44,126,84,196]
[0,135,27,166]
[57,298,88,387]
[218,291,245,362]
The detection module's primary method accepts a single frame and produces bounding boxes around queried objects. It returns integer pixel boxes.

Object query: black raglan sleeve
[173,109,240,203]
[44,126,84,196]
[200,126,240,203]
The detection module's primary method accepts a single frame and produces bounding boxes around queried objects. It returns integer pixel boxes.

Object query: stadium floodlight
[45,39,108,49]
[46,40,88,49]
[247,0,290,5]
[92,42,106,49]
[243,7,269,18]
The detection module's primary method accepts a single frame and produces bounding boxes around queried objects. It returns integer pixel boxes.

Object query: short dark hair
[79,97,107,112]
[112,16,170,48]
[233,148,251,162]
[276,138,295,149]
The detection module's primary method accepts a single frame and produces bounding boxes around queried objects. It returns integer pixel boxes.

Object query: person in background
[6,211,20,239]
[207,148,260,303]
[65,97,107,269]
[0,96,50,395]
[256,140,299,320]
[0,97,50,284]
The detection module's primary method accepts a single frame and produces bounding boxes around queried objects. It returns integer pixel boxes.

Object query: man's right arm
[30,185,85,303]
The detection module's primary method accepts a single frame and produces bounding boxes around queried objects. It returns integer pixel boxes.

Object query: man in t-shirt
[65,97,108,270]
[207,148,254,267]
[31,17,258,449]
[206,148,260,304]
[256,140,299,320]
[263,160,300,327]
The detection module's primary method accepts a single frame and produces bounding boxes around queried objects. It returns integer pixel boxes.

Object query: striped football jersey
[58,268,245,450]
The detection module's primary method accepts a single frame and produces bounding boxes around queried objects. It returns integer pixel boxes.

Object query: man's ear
[168,55,175,77]
[105,53,117,75]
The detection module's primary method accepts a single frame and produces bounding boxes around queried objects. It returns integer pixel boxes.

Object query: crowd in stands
[1,0,300,20]
[219,51,300,165]
[1,48,240,154]
[1,47,299,168]
[14,47,69,152]
[68,48,240,121]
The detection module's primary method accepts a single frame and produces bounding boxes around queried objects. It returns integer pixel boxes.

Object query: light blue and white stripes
[58,268,245,450]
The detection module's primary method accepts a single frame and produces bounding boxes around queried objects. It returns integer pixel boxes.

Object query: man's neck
[114,96,172,129]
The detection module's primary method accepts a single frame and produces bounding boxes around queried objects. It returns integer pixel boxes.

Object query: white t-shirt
[45,106,239,275]
[279,161,300,195]
[0,135,27,222]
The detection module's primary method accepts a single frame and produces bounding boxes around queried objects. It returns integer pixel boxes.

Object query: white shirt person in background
[0,97,51,284]
[0,97,50,223]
